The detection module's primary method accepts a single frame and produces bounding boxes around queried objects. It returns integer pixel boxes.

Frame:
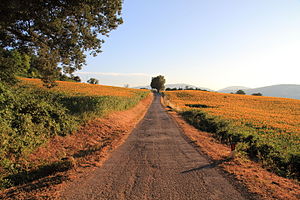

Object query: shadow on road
[0,174,68,199]
[181,157,232,174]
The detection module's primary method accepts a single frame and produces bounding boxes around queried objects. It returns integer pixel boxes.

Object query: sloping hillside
[0,78,150,189]
[218,86,251,93]
[219,84,300,99]
[245,84,300,99]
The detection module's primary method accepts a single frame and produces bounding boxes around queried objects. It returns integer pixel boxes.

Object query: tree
[236,90,246,95]
[58,73,81,82]
[72,76,81,83]
[0,48,30,84]
[0,0,123,87]
[252,93,262,96]
[150,75,165,93]
[87,78,99,84]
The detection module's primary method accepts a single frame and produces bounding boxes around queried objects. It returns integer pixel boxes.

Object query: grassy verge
[0,82,149,189]
[180,109,300,180]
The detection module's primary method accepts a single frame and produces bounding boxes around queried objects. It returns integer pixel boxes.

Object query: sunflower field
[0,78,149,188]
[164,90,300,180]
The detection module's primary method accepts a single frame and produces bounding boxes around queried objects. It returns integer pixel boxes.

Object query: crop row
[164,90,300,180]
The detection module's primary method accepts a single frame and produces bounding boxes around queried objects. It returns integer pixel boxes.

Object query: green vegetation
[236,90,246,95]
[0,0,123,86]
[0,82,148,189]
[150,75,166,93]
[252,92,263,96]
[165,87,208,91]
[181,110,300,180]
[0,0,128,189]
[87,78,99,85]
[0,48,31,84]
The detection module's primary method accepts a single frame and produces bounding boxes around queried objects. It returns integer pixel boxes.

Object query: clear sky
[75,0,300,90]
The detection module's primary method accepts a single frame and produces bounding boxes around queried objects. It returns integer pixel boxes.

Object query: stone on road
[62,94,250,200]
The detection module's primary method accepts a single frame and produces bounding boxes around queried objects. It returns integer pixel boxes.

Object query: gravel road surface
[62,94,253,200]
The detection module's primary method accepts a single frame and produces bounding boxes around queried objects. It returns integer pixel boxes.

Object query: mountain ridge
[219,84,300,100]
[218,86,251,92]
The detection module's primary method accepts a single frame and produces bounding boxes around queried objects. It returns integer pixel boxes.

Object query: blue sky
[75,0,300,90]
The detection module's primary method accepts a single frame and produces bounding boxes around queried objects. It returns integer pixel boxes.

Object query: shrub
[0,82,149,188]
[0,83,77,179]
[181,110,300,180]
[87,78,99,84]
[236,90,246,95]
[252,93,262,96]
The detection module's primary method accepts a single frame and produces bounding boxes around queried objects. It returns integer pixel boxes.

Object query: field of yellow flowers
[165,90,300,135]
[165,90,300,179]
[20,77,146,97]
[19,77,150,120]
[1,78,150,189]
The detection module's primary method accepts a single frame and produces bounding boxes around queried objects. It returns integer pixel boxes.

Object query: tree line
[234,90,263,96]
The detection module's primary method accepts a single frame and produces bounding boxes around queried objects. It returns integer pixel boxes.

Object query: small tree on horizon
[87,78,99,84]
[150,75,165,93]
[252,92,263,96]
[236,90,246,95]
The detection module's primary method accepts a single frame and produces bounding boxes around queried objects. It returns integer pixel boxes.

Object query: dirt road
[62,94,253,200]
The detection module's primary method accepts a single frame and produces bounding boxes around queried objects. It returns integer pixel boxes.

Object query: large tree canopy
[151,75,166,93]
[0,0,122,87]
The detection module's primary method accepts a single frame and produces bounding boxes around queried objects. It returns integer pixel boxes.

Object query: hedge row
[0,83,148,188]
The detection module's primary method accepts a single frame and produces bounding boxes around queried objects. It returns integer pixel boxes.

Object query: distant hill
[218,86,252,93]
[134,83,213,91]
[165,83,213,91]
[133,85,151,89]
[219,84,300,100]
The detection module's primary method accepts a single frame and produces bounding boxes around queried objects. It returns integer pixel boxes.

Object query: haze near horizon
[75,0,300,90]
